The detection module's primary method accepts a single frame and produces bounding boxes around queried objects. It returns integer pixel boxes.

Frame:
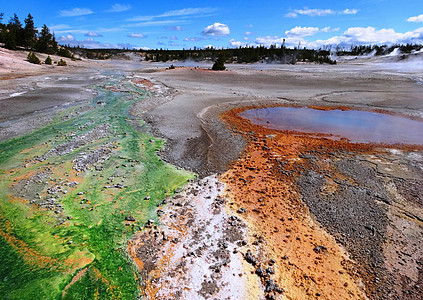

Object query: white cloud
[254,36,286,46]
[128,33,145,38]
[50,24,71,30]
[160,7,216,17]
[129,7,216,22]
[127,16,154,22]
[166,26,184,31]
[285,8,358,18]
[85,32,103,37]
[58,34,75,43]
[245,31,252,35]
[170,36,178,40]
[294,8,335,17]
[285,12,298,18]
[108,4,131,13]
[126,20,184,27]
[246,24,253,28]
[134,46,150,50]
[160,25,423,50]
[54,29,90,34]
[58,36,135,49]
[51,26,123,35]
[343,9,358,15]
[285,26,319,37]
[304,27,423,48]
[284,26,339,38]
[59,8,93,17]
[342,27,403,44]
[202,23,230,36]
[321,26,340,33]
[407,14,423,23]
[229,39,243,47]
[184,37,206,42]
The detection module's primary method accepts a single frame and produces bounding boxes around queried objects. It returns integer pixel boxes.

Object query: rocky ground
[129,63,423,299]
[128,175,265,299]
[219,107,423,299]
[1,51,422,299]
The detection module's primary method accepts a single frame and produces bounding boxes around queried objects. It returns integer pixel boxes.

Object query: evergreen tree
[45,55,52,65]
[35,24,55,53]
[57,59,67,66]
[51,33,58,53]
[4,30,17,50]
[0,13,4,43]
[7,14,24,46]
[27,52,40,64]
[23,14,37,49]
[57,47,72,58]
[212,52,226,70]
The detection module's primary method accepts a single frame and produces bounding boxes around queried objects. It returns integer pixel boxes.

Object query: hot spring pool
[240,107,423,144]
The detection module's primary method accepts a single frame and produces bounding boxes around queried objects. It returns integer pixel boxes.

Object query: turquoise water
[240,107,423,144]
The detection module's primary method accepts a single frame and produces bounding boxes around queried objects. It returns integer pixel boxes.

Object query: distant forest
[1,12,422,65]
[71,43,423,65]
[336,43,423,57]
[141,46,337,64]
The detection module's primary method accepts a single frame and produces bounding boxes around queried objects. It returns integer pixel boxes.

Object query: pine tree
[4,30,17,50]
[7,14,24,47]
[35,24,54,54]
[23,14,37,49]
[0,13,4,44]
[27,52,40,64]
[57,47,72,58]
[57,59,67,66]
[51,33,58,53]
[45,55,52,65]
[212,52,226,70]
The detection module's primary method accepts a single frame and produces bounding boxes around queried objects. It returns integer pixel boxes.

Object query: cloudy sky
[2,0,423,49]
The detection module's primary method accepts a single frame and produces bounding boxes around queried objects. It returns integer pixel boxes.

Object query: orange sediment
[62,267,89,298]
[0,215,60,269]
[220,106,377,299]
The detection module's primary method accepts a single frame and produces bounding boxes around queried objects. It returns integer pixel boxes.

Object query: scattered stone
[145,219,154,228]
[313,245,327,253]
[245,250,257,265]
[125,215,136,222]
[255,267,265,277]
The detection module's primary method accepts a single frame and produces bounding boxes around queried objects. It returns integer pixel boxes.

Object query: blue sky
[2,1,423,49]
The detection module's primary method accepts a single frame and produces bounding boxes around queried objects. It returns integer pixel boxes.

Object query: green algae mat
[0,74,193,299]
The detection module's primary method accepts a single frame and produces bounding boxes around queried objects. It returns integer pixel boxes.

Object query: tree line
[0,12,72,57]
[335,44,423,57]
[143,45,336,64]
